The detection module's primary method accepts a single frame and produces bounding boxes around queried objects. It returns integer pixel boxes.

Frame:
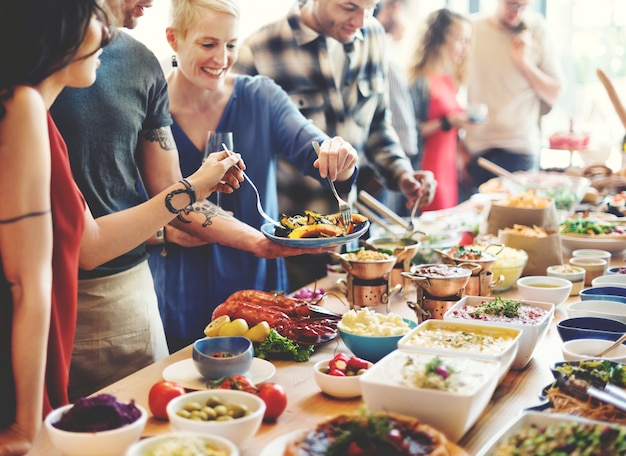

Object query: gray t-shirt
[50,30,172,279]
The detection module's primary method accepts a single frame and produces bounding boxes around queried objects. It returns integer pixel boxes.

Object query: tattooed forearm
[142,127,176,150]
[176,199,231,227]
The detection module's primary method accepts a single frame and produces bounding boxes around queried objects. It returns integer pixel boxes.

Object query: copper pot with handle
[436,243,504,273]
[401,263,480,297]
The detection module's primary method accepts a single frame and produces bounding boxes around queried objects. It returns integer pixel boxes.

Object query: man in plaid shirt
[234,0,435,210]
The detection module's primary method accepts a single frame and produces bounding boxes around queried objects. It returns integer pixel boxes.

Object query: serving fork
[312,141,352,227]
[222,144,281,228]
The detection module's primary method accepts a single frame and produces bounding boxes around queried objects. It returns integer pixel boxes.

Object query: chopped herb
[470,297,521,319]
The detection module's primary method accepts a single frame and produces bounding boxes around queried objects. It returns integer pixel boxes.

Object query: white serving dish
[592,273,626,287]
[443,296,554,369]
[45,403,147,456]
[561,234,626,254]
[313,358,366,398]
[359,349,501,442]
[166,389,265,446]
[125,431,239,456]
[397,319,521,384]
[516,275,572,306]
[562,338,626,363]
[566,299,626,324]
[476,411,626,456]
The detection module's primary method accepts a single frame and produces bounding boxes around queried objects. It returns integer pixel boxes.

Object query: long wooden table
[27,264,624,455]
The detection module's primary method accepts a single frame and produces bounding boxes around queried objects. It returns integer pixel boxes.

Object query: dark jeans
[459,148,538,202]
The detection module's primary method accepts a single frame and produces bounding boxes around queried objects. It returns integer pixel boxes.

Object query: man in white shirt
[459,0,562,199]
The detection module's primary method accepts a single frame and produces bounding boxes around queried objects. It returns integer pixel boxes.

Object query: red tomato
[148,381,186,420]
[257,382,287,422]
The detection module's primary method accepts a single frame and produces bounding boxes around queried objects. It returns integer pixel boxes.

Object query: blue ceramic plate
[260,221,369,248]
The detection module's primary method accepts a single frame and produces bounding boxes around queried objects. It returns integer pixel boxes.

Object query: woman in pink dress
[407,9,472,211]
[0,2,242,453]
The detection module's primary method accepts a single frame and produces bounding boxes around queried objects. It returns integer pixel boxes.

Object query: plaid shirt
[234,1,414,190]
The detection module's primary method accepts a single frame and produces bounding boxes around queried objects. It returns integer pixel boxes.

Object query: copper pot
[436,243,504,273]
[402,263,479,297]
[329,251,397,280]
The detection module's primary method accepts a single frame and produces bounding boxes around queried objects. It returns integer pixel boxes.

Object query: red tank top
[43,112,85,413]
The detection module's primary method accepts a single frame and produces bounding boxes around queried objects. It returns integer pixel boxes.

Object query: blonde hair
[407,8,470,88]
[169,0,240,37]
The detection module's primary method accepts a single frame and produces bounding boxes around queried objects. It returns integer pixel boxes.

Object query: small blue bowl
[580,286,626,303]
[607,266,626,275]
[338,318,417,363]
[556,317,626,343]
[192,336,253,380]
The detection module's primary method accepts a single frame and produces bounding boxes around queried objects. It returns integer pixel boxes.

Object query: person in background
[234,0,436,212]
[0,1,242,453]
[373,0,419,216]
[233,0,435,286]
[49,0,272,401]
[407,8,472,211]
[151,0,359,352]
[459,0,562,200]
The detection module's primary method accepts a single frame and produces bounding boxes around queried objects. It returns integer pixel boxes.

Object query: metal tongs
[556,375,626,412]
[357,191,425,238]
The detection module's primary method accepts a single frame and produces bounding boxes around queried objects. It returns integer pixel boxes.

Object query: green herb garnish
[471,297,521,318]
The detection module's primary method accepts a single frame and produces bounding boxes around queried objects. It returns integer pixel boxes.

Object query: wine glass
[204,131,233,207]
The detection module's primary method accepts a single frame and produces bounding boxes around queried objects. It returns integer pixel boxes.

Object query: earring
[171,55,178,67]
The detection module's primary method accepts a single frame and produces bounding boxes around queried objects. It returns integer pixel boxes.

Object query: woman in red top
[0,2,243,453]
[407,9,473,211]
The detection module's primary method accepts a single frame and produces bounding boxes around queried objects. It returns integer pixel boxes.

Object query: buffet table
[29,259,624,456]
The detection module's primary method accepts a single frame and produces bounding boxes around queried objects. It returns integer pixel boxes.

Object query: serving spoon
[597,332,626,358]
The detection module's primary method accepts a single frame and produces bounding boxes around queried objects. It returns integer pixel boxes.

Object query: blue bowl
[556,317,626,343]
[192,336,253,380]
[338,318,417,363]
[607,266,626,275]
[580,286,626,303]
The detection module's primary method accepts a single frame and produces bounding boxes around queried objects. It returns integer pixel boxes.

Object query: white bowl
[516,276,572,306]
[443,296,555,369]
[166,389,265,446]
[397,319,521,384]
[360,349,501,442]
[562,338,626,363]
[546,264,586,296]
[125,431,239,456]
[566,299,626,324]
[45,402,147,456]
[592,274,626,288]
[313,358,367,398]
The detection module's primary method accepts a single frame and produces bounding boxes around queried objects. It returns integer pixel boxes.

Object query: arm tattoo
[176,199,231,227]
[142,127,176,150]
[0,209,51,224]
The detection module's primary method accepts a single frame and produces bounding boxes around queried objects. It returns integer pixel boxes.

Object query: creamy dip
[404,328,514,356]
[399,353,496,393]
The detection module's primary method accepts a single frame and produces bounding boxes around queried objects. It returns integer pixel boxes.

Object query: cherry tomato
[210,375,258,394]
[257,382,287,422]
[148,380,186,420]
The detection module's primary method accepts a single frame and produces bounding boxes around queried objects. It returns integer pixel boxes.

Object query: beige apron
[69,260,168,401]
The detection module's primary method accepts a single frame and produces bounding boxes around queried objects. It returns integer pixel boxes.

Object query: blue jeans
[459,148,538,202]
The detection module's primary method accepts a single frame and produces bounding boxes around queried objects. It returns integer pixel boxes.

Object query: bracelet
[155,227,165,244]
[440,115,452,132]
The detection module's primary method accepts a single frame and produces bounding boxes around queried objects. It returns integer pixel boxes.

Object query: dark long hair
[0,0,112,120]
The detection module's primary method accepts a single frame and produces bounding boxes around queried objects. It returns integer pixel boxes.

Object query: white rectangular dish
[476,410,626,456]
[359,349,501,442]
[397,319,521,384]
[443,296,554,369]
